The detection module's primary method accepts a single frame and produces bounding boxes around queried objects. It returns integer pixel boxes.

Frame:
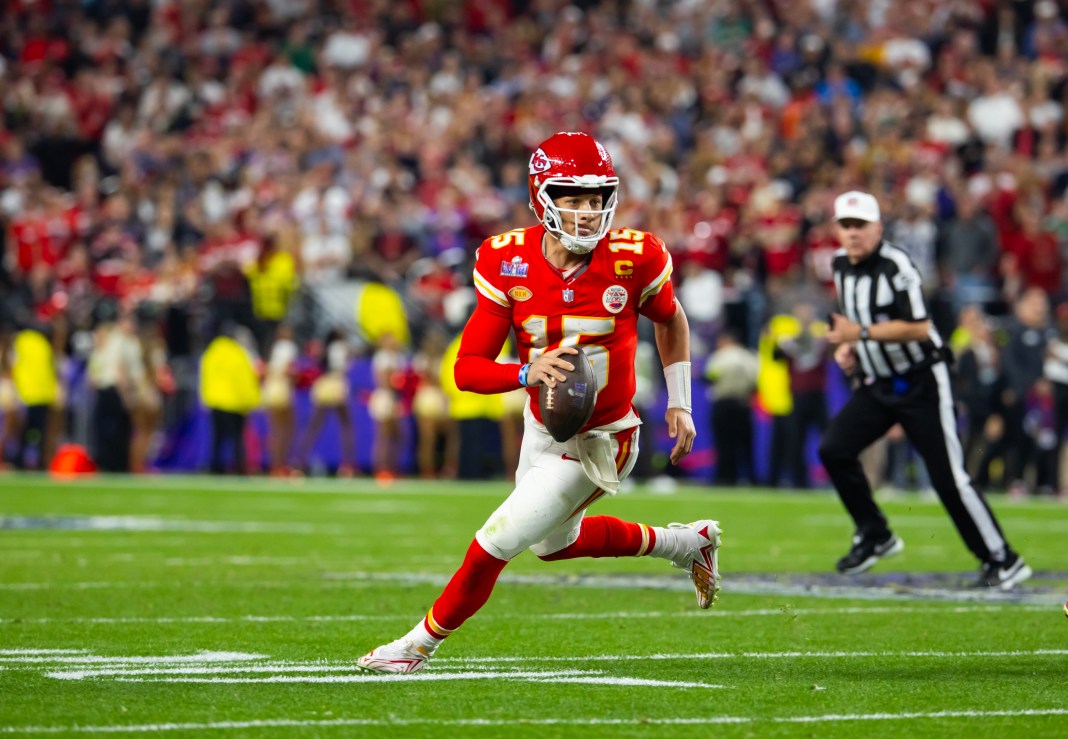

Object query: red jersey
[458,224,678,431]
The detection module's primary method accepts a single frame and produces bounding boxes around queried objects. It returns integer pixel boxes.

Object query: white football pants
[475,413,641,560]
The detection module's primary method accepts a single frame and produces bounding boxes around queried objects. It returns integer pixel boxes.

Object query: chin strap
[557,231,597,255]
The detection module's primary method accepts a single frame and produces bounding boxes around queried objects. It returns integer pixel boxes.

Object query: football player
[357,132,721,674]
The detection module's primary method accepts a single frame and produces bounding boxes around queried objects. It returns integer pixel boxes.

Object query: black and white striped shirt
[832,239,946,380]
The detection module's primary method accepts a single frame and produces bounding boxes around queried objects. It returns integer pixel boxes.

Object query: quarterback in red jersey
[357,132,722,675]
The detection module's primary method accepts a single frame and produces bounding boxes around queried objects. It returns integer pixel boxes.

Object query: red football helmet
[528,131,619,254]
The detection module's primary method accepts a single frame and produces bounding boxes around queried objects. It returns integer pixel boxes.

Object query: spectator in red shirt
[1005,204,1063,296]
[10,187,59,272]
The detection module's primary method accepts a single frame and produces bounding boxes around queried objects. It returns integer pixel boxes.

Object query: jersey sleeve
[471,244,512,318]
[454,301,525,394]
[636,233,678,323]
[455,244,524,394]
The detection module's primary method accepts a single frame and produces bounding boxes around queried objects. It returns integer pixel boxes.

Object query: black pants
[818,364,1012,564]
[16,404,50,470]
[210,409,247,475]
[457,418,502,480]
[767,414,791,487]
[93,387,131,472]
[1052,381,1068,491]
[788,390,828,489]
[711,397,753,485]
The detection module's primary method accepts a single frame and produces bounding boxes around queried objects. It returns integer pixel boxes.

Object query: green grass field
[1,473,1066,738]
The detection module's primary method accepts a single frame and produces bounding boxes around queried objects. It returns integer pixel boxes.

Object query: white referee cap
[833,191,881,222]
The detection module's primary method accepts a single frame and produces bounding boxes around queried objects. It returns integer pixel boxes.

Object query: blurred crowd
[3,0,1068,496]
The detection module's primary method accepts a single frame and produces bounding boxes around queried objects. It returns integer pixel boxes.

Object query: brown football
[539,347,598,443]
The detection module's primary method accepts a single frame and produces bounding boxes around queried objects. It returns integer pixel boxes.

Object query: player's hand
[834,341,857,374]
[528,346,578,388]
[665,407,695,465]
[826,312,860,344]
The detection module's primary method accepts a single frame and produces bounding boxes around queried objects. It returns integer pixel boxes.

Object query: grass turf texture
[0,474,1066,738]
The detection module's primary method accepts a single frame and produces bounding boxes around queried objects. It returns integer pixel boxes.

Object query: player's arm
[654,303,696,465]
[461,237,580,392]
[453,303,523,394]
[639,238,695,464]
[826,313,932,344]
[453,302,578,393]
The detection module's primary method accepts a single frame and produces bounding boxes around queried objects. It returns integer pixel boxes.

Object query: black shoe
[836,532,905,574]
[973,552,1032,591]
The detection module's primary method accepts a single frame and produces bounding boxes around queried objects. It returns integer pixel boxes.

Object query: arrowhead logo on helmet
[530,148,552,174]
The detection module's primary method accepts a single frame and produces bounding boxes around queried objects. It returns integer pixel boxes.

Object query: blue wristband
[518,363,532,387]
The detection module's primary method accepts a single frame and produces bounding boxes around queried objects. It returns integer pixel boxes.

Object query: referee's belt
[863,347,954,391]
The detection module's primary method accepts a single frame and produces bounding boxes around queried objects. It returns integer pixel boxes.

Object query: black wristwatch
[859,326,871,341]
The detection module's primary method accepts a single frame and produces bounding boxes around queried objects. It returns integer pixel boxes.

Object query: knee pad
[475,520,523,561]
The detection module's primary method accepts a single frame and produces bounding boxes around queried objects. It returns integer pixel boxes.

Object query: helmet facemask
[534,177,619,255]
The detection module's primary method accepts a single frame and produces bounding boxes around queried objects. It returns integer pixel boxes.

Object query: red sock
[424,538,509,637]
[538,516,655,561]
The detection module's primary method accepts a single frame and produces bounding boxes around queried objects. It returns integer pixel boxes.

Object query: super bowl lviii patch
[501,256,529,277]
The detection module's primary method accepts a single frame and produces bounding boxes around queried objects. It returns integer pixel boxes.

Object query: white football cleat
[668,520,722,609]
[356,638,431,674]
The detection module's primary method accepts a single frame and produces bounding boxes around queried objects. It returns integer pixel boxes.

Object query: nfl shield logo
[562,288,575,303]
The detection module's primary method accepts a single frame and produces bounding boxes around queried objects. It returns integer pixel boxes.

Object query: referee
[818,191,1031,590]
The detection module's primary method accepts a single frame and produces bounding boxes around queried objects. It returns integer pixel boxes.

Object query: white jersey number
[521,315,613,390]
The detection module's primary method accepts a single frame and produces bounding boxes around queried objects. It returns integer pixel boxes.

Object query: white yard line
[159,556,312,567]
[436,649,1068,664]
[3,710,1068,733]
[2,651,728,688]
[26,648,1068,680]
[46,664,367,678]
[0,651,265,665]
[107,670,726,688]
[0,538,201,550]
[1,603,1052,626]
[0,582,384,591]
[0,515,341,535]
[0,475,504,497]
[0,583,132,591]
